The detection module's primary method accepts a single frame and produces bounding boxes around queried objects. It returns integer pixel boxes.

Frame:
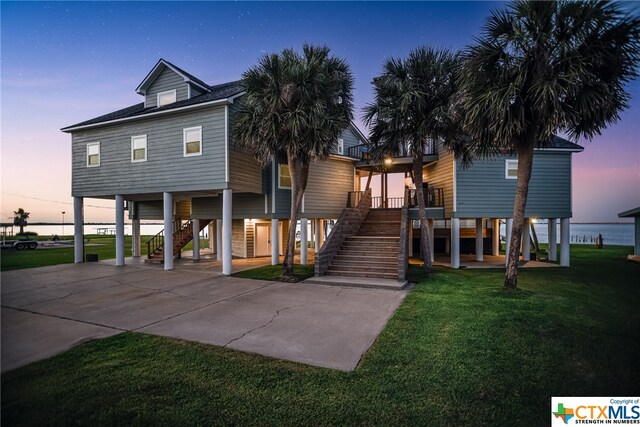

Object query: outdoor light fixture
[384,157,393,165]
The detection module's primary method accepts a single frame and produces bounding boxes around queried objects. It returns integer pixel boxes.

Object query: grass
[233,263,315,282]
[2,245,638,426]
[0,235,209,271]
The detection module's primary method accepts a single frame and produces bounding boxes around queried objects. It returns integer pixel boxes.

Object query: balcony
[347,187,444,209]
[348,140,438,173]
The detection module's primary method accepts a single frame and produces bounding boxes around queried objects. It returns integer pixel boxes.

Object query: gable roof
[536,135,584,152]
[135,58,211,95]
[62,80,243,132]
[618,207,640,218]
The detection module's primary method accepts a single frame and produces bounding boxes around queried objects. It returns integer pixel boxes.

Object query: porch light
[384,157,393,165]
[530,218,538,223]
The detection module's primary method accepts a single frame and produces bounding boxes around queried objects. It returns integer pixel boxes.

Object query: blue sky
[1,1,639,224]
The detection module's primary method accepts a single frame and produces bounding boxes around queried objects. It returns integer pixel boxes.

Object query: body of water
[500,222,634,246]
[5,222,634,247]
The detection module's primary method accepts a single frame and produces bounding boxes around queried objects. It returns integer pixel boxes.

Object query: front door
[255,223,271,256]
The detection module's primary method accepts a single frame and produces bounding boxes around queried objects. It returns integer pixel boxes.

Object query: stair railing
[315,188,372,276]
[146,228,164,259]
[397,189,411,281]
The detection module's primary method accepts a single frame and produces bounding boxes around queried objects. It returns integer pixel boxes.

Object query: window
[337,138,344,155]
[131,135,147,162]
[157,89,177,107]
[505,159,518,179]
[183,126,202,156]
[86,142,100,167]
[278,164,291,189]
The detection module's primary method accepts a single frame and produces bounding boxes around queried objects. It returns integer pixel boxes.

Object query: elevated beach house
[62,59,582,281]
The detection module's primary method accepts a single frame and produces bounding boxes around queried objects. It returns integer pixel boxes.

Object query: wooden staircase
[325,209,402,279]
[145,219,212,264]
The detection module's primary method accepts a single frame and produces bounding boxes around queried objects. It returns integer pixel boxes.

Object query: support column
[271,218,279,265]
[163,192,173,270]
[115,195,125,267]
[222,189,232,275]
[319,219,325,247]
[505,218,513,266]
[548,218,557,261]
[451,217,460,269]
[300,218,308,265]
[492,218,500,256]
[216,219,223,261]
[560,218,570,267]
[192,217,200,261]
[428,219,435,262]
[409,225,414,257]
[73,196,84,263]
[315,218,321,252]
[132,218,141,257]
[475,218,484,262]
[208,222,214,251]
[522,218,531,261]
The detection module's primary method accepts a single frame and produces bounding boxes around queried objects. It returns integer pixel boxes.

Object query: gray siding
[423,141,455,217]
[232,219,245,257]
[340,126,363,155]
[191,193,269,219]
[189,84,206,98]
[134,201,164,220]
[246,221,254,258]
[145,67,188,108]
[455,151,573,218]
[304,158,354,218]
[71,106,227,197]
[228,101,263,193]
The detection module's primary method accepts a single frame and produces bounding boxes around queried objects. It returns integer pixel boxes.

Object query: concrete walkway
[1,262,406,372]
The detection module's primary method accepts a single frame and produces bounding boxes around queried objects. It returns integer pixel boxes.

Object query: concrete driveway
[1,263,407,372]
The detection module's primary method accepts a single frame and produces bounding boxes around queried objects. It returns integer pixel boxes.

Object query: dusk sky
[1,1,639,225]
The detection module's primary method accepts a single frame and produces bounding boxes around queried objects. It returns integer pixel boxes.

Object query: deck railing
[347,140,437,161]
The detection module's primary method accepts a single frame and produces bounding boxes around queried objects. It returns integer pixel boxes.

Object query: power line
[1,192,115,209]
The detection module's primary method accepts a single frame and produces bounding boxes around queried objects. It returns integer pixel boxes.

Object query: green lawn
[233,263,315,282]
[0,236,209,271]
[2,245,638,426]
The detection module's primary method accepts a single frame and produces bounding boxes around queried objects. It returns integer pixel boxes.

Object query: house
[618,207,640,258]
[62,59,368,275]
[62,59,583,281]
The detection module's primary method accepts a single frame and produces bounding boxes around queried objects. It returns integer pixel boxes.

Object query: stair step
[325,270,398,279]
[337,251,398,257]
[333,254,398,262]
[330,261,397,270]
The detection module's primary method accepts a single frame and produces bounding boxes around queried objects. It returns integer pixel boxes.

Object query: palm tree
[364,47,462,273]
[13,208,30,235]
[233,44,354,276]
[456,0,640,289]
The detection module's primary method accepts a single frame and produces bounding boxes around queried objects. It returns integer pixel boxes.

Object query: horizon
[2,1,639,224]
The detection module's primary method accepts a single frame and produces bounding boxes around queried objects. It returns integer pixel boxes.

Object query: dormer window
[157,89,177,107]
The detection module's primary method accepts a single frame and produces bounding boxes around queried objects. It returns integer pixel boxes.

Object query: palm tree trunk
[283,153,310,277]
[413,155,432,272]
[504,143,535,289]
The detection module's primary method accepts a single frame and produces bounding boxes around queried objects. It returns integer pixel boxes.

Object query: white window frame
[183,126,202,157]
[157,89,177,107]
[278,164,291,189]
[505,159,518,179]
[131,135,147,163]
[86,142,100,167]
[337,138,344,155]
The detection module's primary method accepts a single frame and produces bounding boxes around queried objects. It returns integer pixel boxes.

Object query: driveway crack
[223,303,304,348]
[131,281,277,332]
